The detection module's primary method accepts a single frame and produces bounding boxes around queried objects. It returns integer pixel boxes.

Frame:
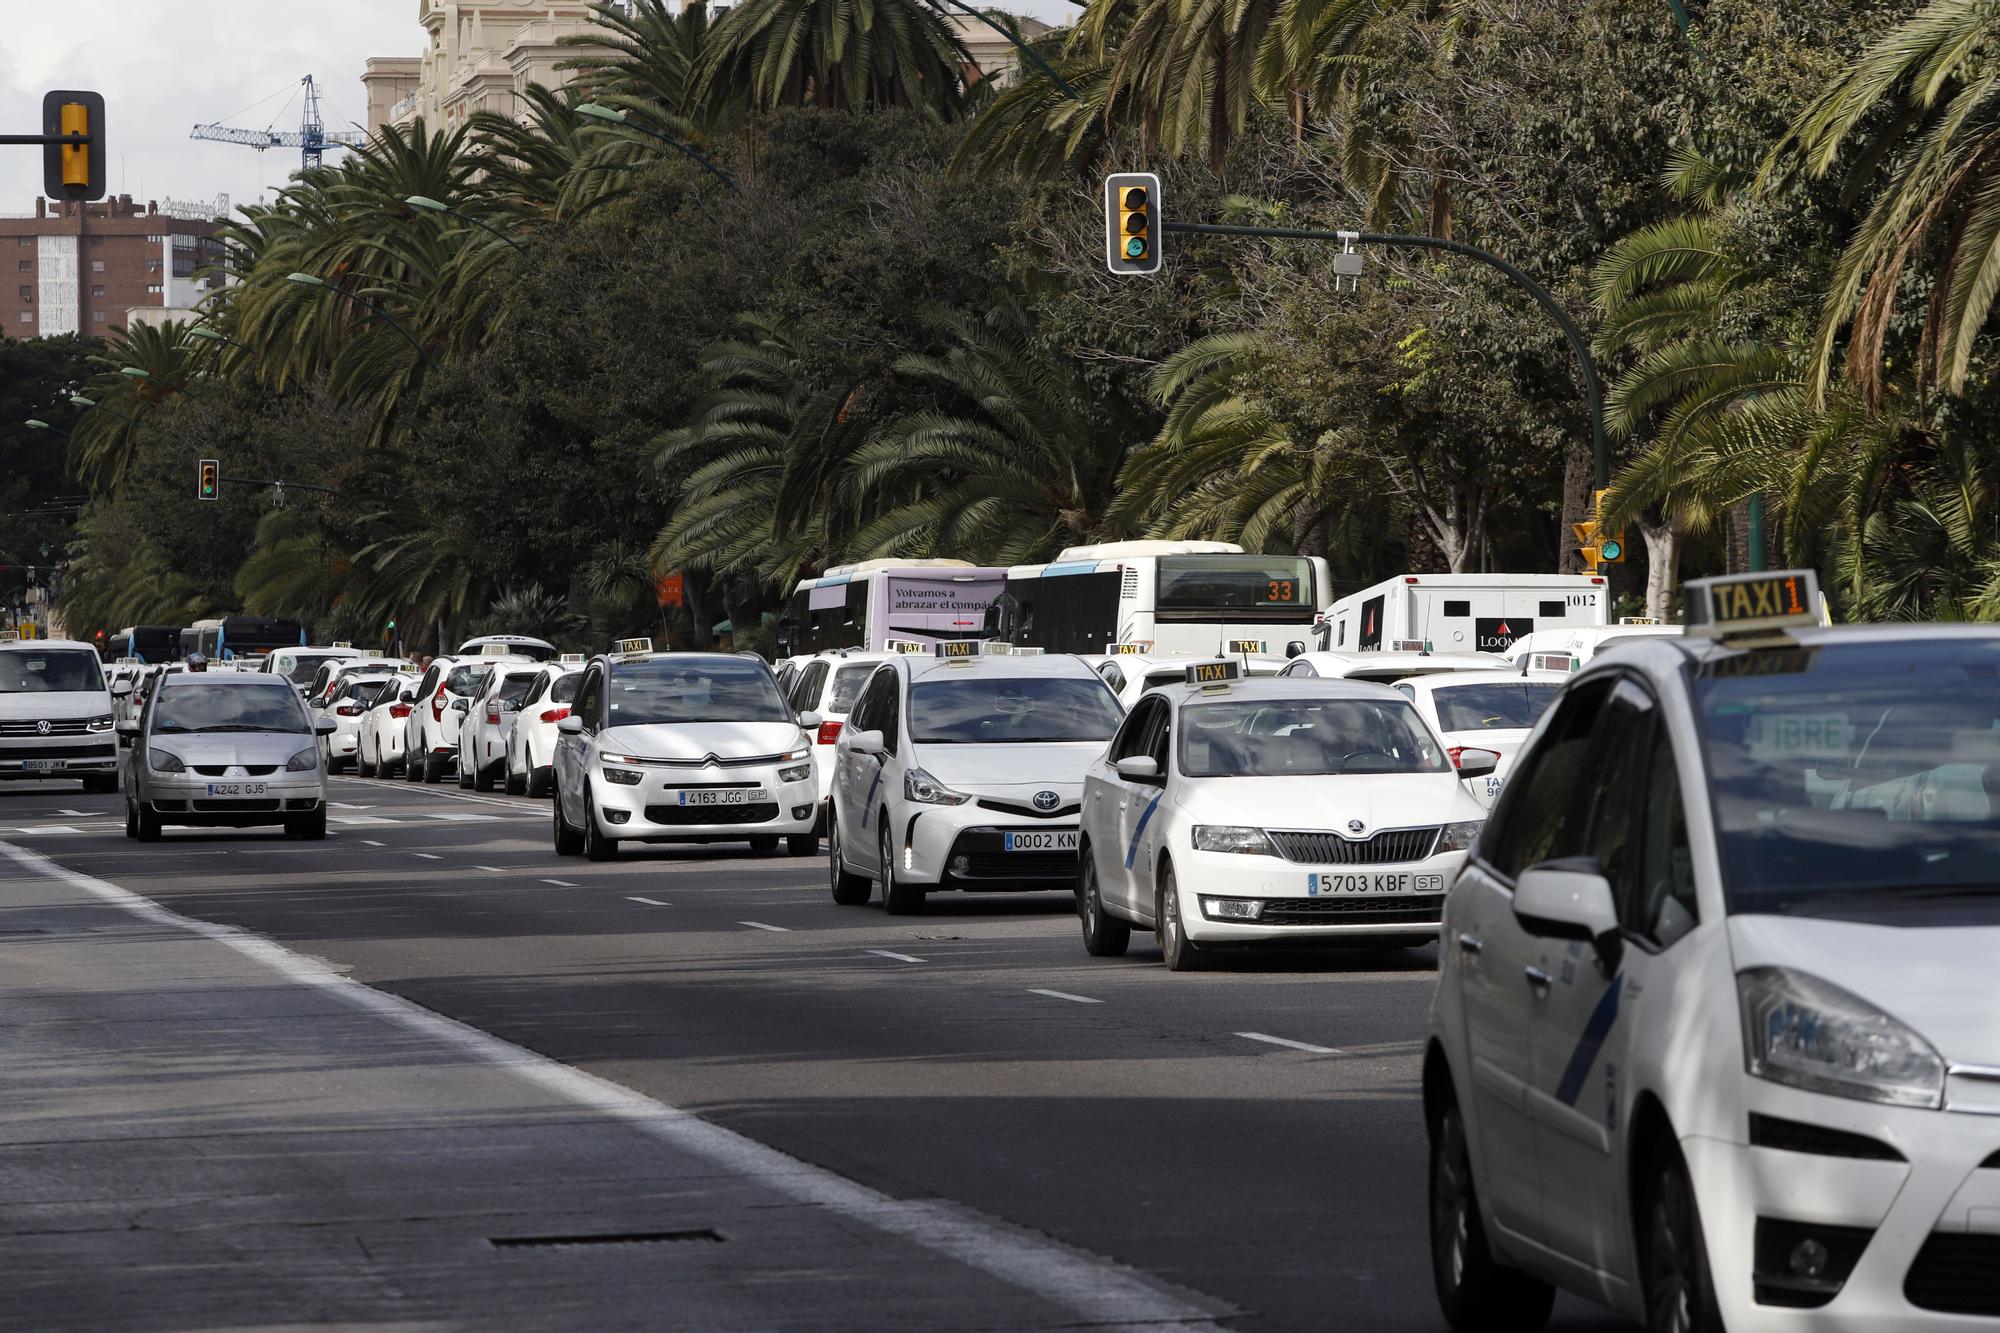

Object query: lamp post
[575,104,736,190]
[68,394,140,427]
[23,418,69,439]
[286,271,440,373]
[187,324,245,350]
[404,195,529,258]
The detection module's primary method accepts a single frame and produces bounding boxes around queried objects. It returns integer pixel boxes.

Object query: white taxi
[458,658,549,791]
[825,642,1125,914]
[1280,647,1511,684]
[550,640,818,860]
[1085,645,1289,709]
[1426,569,2000,1333]
[786,648,902,827]
[1396,667,1567,808]
[1074,660,1490,969]
[504,656,585,795]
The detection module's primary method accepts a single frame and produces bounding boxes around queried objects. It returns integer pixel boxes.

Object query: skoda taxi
[1075,660,1490,970]
[1397,663,1568,808]
[550,640,818,860]
[1426,570,2000,1333]
[826,642,1125,914]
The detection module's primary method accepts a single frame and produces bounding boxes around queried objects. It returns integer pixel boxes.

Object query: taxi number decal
[1306,871,1444,895]
[1003,830,1078,852]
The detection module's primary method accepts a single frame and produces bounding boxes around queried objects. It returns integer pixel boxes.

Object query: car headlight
[85,714,114,733]
[785,745,810,763]
[1192,825,1275,855]
[148,749,185,773]
[779,762,812,784]
[1738,966,1944,1109]
[285,747,319,772]
[904,767,968,805]
[1436,820,1484,853]
[602,753,642,766]
[1201,896,1264,920]
[602,766,642,785]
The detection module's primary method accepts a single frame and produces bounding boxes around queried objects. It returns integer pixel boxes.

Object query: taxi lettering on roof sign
[558,653,586,664]
[0,631,19,642]
[884,638,929,655]
[935,639,981,660]
[1110,641,1154,655]
[1684,569,1819,639]
[1226,639,1263,655]
[1185,659,1241,686]
[331,640,353,648]
[612,637,654,656]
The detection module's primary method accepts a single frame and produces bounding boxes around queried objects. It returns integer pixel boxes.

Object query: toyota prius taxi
[1075,660,1492,970]
[826,642,1126,914]
[1425,569,2000,1333]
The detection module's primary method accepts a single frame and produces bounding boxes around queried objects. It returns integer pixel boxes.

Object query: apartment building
[2,196,224,339]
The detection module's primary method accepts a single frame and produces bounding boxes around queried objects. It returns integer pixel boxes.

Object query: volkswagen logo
[1033,790,1060,812]
[35,720,51,736]
[1347,819,1365,835]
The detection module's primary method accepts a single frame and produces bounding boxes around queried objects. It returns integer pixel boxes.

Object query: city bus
[1318,573,1609,656]
[106,625,184,664]
[991,541,1332,657]
[776,560,1006,656]
[179,615,308,662]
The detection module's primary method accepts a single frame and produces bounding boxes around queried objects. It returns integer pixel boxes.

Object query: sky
[0,0,1078,219]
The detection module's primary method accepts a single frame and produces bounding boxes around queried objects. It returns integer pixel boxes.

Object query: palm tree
[559,0,725,126]
[69,320,196,494]
[692,0,971,120]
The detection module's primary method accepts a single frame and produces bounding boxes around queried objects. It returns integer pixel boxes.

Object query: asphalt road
[0,773,1630,1331]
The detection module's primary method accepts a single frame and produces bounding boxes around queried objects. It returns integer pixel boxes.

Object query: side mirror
[798,711,824,730]
[450,697,469,713]
[313,719,338,736]
[1514,859,1621,964]
[1284,640,1305,659]
[499,698,520,713]
[845,727,885,755]
[1115,755,1162,782]
[116,718,142,736]
[398,689,416,704]
[1454,747,1501,781]
[556,714,584,735]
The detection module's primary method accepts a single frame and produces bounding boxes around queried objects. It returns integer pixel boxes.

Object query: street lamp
[575,103,736,190]
[68,394,140,427]
[404,194,529,258]
[23,418,69,439]
[286,270,441,373]
[187,325,245,350]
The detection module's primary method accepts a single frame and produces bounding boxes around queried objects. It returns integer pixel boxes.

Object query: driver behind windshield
[153,684,308,733]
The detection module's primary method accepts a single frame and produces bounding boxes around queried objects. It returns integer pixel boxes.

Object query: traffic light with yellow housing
[41,91,104,202]
[198,459,219,501]
[1572,489,1626,574]
[1104,173,1161,275]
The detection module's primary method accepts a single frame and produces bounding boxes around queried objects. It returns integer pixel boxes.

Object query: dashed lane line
[542,878,578,888]
[412,852,442,861]
[739,920,790,933]
[1027,988,1102,1005]
[473,865,507,873]
[866,949,925,963]
[627,896,670,907]
[1236,1032,1341,1055]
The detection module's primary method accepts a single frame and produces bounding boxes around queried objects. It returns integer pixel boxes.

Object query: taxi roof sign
[1185,659,1242,686]
[1225,638,1264,655]
[558,653,586,664]
[1110,641,1154,655]
[884,638,929,655]
[935,639,1011,659]
[331,640,354,648]
[0,631,18,642]
[1684,570,1820,641]
[612,636,654,656]
[1524,651,1575,674]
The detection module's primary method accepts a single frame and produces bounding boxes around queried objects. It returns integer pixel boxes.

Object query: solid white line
[739,920,789,932]
[866,949,925,963]
[412,852,442,860]
[626,896,670,907]
[0,838,1223,1330]
[331,816,398,827]
[541,878,578,888]
[1027,988,1102,1005]
[1236,1032,1340,1055]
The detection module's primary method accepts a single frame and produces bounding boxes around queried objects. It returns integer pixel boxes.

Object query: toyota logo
[1033,790,1060,812]
[35,720,51,736]
[1347,819,1365,834]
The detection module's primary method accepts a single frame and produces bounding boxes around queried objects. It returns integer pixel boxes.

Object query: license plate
[1306,871,1445,895]
[22,759,66,773]
[1002,830,1078,852]
[1484,776,1504,799]
[206,783,269,796]
[671,788,755,806]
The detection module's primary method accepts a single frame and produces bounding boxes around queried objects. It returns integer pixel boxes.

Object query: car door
[856,670,905,864]
[405,664,440,757]
[790,660,829,716]
[556,665,601,824]
[1089,697,1159,916]
[1448,677,1610,1244]
[1530,679,1695,1274]
[836,668,891,870]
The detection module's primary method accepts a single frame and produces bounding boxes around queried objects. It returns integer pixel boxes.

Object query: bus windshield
[1156,556,1314,617]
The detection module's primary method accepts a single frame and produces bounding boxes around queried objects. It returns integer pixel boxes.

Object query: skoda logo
[1033,790,1060,812]
[1347,819,1365,835]
[35,720,51,736]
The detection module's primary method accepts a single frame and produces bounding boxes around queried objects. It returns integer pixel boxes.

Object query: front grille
[191,798,280,812]
[1257,894,1446,926]
[1906,1233,2000,1316]
[976,797,1079,819]
[0,742,115,760]
[643,801,779,826]
[0,718,97,736]
[944,830,1078,883]
[1268,827,1441,865]
[644,752,790,769]
[193,765,278,777]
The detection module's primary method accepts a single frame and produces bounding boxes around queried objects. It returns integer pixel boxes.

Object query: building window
[91,259,104,272]
[17,312,29,324]
[146,284,162,295]
[90,285,104,298]
[17,286,29,301]
[91,311,105,323]
[146,234,164,243]
[146,259,161,272]
[14,236,29,247]
[17,259,30,272]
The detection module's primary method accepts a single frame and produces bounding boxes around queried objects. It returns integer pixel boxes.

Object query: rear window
[445,665,491,695]
[496,672,538,704]
[1432,682,1563,732]
[550,674,581,705]
[830,664,876,713]
[0,649,104,694]
[337,678,390,705]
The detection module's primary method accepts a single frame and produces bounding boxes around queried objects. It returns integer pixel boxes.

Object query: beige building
[951,12,1053,88]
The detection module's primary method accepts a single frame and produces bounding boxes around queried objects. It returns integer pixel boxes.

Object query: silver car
[121,670,335,841]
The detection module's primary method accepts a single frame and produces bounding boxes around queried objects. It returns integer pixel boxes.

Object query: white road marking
[541,878,578,888]
[423,811,502,823]
[866,949,925,963]
[1236,1032,1340,1055]
[1027,988,1101,1004]
[739,920,789,932]
[11,825,82,836]
[474,865,507,873]
[53,808,93,817]
[412,852,442,861]
[327,802,374,810]
[0,838,1226,1331]
[335,776,534,814]
[626,896,670,906]
[361,839,385,847]
[331,816,398,827]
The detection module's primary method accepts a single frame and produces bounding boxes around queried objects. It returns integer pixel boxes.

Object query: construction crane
[191,75,367,171]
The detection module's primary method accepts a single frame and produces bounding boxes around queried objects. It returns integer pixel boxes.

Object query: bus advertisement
[778,560,1006,656]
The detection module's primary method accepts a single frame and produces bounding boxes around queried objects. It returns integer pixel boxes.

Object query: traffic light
[1571,489,1626,574]
[1104,172,1161,275]
[41,91,105,202]
[198,458,219,500]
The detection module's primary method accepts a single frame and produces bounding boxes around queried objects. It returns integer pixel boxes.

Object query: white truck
[1318,573,1610,656]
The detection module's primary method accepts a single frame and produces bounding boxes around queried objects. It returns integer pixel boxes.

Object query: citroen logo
[1033,790,1060,812]
[36,720,51,736]
[1347,819,1365,835]
[701,753,721,768]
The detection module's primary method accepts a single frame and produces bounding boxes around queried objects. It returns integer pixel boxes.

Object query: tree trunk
[1638,514,1683,622]
[1559,443,1592,574]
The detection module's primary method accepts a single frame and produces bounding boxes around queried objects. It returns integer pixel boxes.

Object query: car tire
[405,747,426,783]
[1078,855,1131,957]
[136,804,162,842]
[552,781,584,856]
[1429,1100,1554,1332]
[505,751,527,795]
[787,832,818,856]
[581,783,618,861]
[423,751,449,784]
[124,799,138,839]
[286,808,328,840]
[1156,865,1204,972]
[880,824,924,915]
[526,765,552,798]
[325,755,346,775]
[358,752,376,779]
[828,816,871,905]
[457,751,475,788]
[472,755,497,793]
[81,773,118,795]
[1641,1138,1723,1333]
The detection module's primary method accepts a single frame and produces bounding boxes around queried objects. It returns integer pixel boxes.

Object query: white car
[1279,648,1511,684]
[786,649,902,828]
[1500,621,1683,670]
[314,671,397,773]
[0,635,119,792]
[457,660,548,791]
[551,643,818,860]
[1395,669,1567,808]
[457,633,558,662]
[401,655,494,783]
[1425,569,2000,1333]
[505,659,584,796]
[263,645,363,695]
[1084,651,1289,709]
[306,655,416,711]
[826,644,1126,914]
[356,671,420,778]
[1074,663,1489,970]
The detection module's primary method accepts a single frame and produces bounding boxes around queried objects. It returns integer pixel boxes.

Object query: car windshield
[1180,697,1450,777]
[830,664,876,713]
[607,659,791,724]
[153,683,307,734]
[0,649,104,694]
[1696,639,2000,913]
[1430,682,1563,732]
[909,675,1122,743]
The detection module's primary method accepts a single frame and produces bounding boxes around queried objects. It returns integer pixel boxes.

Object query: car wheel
[1078,854,1131,957]
[423,751,449,784]
[457,750,475,788]
[552,780,583,856]
[1156,864,1204,972]
[748,835,780,854]
[526,765,552,798]
[124,799,138,839]
[136,804,162,842]
[505,749,526,795]
[581,783,618,861]
[358,752,376,778]
[472,754,497,792]
[787,832,818,856]
[405,746,426,782]
[828,815,871,905]
[880,823,924,915]
[1429,1101,1554,1332]
[1642,1139,1723,1333]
